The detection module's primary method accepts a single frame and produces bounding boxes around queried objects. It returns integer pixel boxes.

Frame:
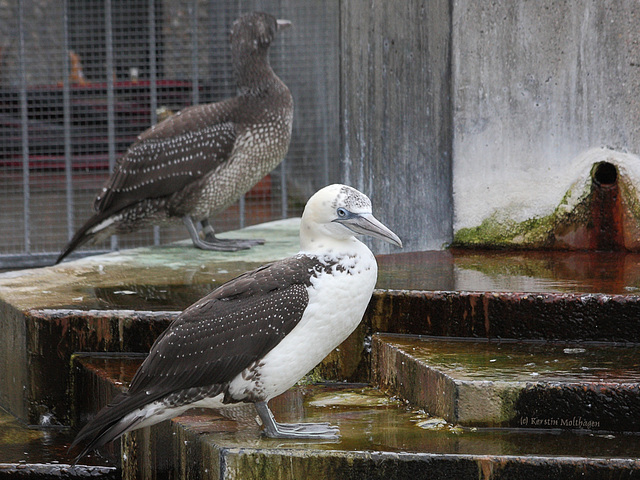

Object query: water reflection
[48,250,640,311]
[377,249,640,294]
[379,335,640,383]
[0,406,113,466]
[179,384,640,458]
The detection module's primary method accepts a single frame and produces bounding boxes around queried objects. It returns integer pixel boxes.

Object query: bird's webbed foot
[255,401,341,440]
[201,218,264,249]
[264,421,341,439]
[203,232,265,248]
[182,217,264,251]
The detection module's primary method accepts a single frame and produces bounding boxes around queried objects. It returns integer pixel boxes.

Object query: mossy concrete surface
[453,149,640,251]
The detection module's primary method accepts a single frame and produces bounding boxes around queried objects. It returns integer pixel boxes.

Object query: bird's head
[300,184,402,253]
[230,12,291,59]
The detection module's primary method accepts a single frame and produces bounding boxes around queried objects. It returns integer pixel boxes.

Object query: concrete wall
[452,1,640,233]
[340,0,640,252]
[340,0,453,254]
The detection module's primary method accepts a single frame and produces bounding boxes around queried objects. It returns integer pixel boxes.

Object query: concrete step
[372,333,640,432]
[71,353,640,479]
[12,285,640,431]
[3,224,640,478]
[4,235,640,426]
[0,464,117,480]
[0,220,299,426]
[368,250,640,342]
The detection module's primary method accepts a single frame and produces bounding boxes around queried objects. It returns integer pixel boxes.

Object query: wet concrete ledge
[1,309,175,426]
[0,464,118,480]
[3,222,640,426]
[0,219,301,312]
[0,219,299,426]
[7,286,640,427]
[3,219,640,477]
[72,354,640,480]
[366,289,640,342]
[170,440,640,480]
[373,334,640,432]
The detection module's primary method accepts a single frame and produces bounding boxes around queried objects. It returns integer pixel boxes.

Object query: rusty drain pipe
[591,161,625,251]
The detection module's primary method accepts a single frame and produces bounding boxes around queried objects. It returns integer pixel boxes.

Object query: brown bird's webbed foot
[201,218,265,248]
[183,216,264,251]
[255,401,340,440]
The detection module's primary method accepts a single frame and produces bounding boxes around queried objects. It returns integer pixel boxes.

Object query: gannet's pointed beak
[339,213,402,248]
[276,19,292,31]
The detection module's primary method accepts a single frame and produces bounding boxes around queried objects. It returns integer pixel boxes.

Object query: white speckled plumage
[228,249,377,403]
[70,184,401,462]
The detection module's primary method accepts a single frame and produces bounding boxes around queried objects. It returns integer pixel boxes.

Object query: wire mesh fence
[0,0,339,269]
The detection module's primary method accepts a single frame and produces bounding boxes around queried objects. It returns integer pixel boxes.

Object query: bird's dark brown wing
[94,99,239,215]
[126,255,320,398]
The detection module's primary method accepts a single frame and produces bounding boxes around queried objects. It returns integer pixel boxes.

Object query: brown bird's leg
[182,216,263,251]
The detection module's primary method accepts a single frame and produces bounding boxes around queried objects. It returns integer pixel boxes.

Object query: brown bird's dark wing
[94,99,239,216]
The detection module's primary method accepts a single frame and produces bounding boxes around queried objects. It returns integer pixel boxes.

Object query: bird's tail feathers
[71,413,145,465]
[70,393,148,465]
[56,211,117,264]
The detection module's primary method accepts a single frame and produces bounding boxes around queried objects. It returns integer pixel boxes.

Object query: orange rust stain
[591,182,625,251]
[478,457,494,479]
[483,294,490,335]
[553,177,635,252]
[468,294,477,318]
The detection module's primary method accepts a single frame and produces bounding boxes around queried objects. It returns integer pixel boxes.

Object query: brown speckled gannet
[57,12,293,264]
[70,184,402,462]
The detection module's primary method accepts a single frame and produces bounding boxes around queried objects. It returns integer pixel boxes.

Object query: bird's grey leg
[254,401,340,440]
[200,218,265,248]
[182,216,250,251]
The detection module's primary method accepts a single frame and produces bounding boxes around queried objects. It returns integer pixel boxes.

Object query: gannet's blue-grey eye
[336,207,348,218]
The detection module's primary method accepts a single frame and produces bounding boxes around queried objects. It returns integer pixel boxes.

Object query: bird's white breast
[227,242,377,401]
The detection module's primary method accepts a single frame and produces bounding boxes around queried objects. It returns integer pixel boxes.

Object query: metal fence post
[18,0,30,253]
[62,0,74,242]
[105,0,118,252]
[149,0,160,245]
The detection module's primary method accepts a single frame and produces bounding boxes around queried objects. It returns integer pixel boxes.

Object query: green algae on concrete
[452,181,591,250]
[0,407,42,450]
[452,153,640,251]
[452,213,556,250]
